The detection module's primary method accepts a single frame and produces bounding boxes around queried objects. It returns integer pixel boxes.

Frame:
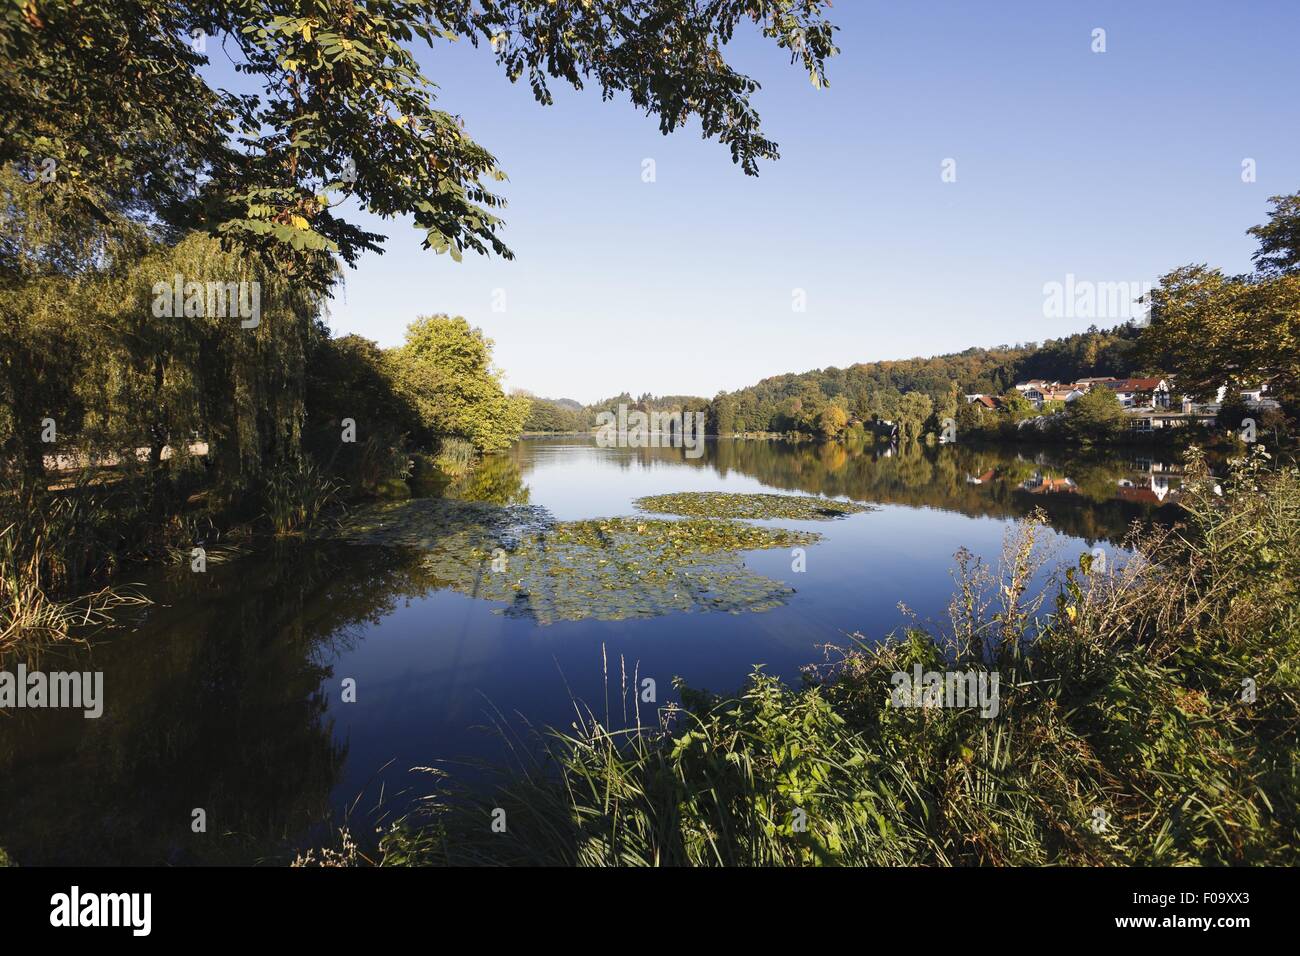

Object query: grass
[355,445,1300,866]
[261,457,344,536]
[434,437,477,478]
[0,487,151,660]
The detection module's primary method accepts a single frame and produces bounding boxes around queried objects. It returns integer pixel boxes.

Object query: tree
[1141,264,1300,412]
[1248,193,1300,277]
[387,315,530,452]
[710,393,737,436]
[999,390,1036,422]
[896,392,932,443]
[2,1,839,291]
[815,404,847,441]
[1215,390,1252,436]
[1066,386,1125,443]
[1141,193,1300,415]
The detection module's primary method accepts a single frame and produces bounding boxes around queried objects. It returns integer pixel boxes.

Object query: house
[1073,376,1117,389]
[1210,383,1281,412]
[1103,377,1170,408]
[1014,379,1058,394]
[1126,408,1216,432]
[966,394,1003,410]
[1040,386,1085,404]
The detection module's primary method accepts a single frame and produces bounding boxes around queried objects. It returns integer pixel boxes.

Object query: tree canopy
[388,314,530,451]
[1142,192,1300,412]
[2,0,839,290]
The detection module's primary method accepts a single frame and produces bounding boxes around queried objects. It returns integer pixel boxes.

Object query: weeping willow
[0,165,340,654]
[77,233,323,499]
[3,164,328,506]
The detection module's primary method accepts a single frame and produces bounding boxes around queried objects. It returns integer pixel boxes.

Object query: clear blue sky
[227,1,1300,403]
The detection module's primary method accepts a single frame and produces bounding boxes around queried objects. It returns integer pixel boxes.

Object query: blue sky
[223,1,1300,402]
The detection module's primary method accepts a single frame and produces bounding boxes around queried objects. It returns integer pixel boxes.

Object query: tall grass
[0,484,150,659]
[261,457,343,535]
[434,437,476,478]
[372,445,1300,866]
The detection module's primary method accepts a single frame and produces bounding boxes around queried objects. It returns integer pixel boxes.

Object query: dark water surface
[0,437,1185,864]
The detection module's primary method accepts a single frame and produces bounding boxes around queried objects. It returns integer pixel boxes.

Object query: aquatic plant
[635,491,871,521]
[324,500,820,624]
[261,458,344,536]
[434,437,477,478]
[0,484,151,658]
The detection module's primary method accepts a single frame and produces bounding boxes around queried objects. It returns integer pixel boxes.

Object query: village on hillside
[964,377,1281,433]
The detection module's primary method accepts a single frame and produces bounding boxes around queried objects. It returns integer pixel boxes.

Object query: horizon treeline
[534,190,1300,445]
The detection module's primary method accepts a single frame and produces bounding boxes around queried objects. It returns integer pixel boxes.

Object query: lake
[0,437,1186,864]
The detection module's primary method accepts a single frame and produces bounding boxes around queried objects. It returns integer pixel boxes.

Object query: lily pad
[319,500,819,625]
[634,491,872,521]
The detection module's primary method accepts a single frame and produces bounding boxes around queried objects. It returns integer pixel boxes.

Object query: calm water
[0,437,1184,864]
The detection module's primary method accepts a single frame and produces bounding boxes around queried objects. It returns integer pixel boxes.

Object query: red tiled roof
[1104,377,1165,392]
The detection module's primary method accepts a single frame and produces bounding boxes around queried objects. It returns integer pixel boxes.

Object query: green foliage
[2,0,838,290]
[434,437,477,477]
[1065,386,1126,443]
[1142,264,1300,413]
[703,324,1142,438]
[1248,192,1300,277]
[388,315,530,452]
[0,485,151,658]
[1139,191,1300,419]
[523,396,589,433]
[895,391,933,442]
[816,403,849,440]
[261,457,342,535]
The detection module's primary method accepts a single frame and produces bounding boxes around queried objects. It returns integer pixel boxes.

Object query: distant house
[1040,386,1085,404]
[1073,376,1118,389]
[1211,383,1280,411]
[1103,377,1170,409]
[1126,408,1216,432]
[1014,379,1058,394]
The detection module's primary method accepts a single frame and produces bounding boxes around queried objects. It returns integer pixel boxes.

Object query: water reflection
[0,437,1187,864]
[0,543,431,864]
[504,437,1186,545]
